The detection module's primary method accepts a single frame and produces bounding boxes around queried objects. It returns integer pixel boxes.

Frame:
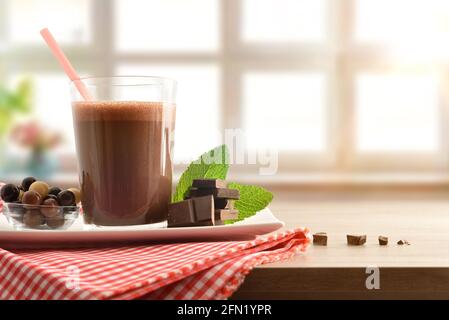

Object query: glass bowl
[2,202,80,230]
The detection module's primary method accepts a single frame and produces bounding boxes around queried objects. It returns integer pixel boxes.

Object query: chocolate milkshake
[72,101,176,226]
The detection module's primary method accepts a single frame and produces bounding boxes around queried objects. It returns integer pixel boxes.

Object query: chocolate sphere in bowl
[40,198,60,218]
[23,210,45,228]
[58,190,76,206]
[48,186,62,197]
[0,184,20,202]
[67,187,82,204]
[22,190,41,208]
[21,177,36,191]
[29,181,49,199]
[46,214,65,229]
[43,194,58,202]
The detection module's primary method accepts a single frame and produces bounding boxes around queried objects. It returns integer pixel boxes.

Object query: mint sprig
[225,183,273,224]
[173,144,274,223]
[172,144,230,202]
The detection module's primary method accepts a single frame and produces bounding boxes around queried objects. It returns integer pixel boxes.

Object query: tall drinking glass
[70,76,176,227]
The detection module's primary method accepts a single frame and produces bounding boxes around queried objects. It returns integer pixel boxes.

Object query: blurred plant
[10,121,62,153]
[0,79,33,138]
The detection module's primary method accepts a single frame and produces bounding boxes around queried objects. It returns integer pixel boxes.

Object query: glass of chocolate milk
[70,76,176,227]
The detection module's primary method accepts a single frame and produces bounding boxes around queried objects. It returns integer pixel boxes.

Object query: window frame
[0,0,448,176]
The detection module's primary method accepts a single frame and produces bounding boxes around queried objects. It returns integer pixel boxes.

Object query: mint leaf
[226,182,273,224]
[172,144,230,202]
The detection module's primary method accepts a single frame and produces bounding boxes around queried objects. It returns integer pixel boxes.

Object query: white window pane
[241,0,326,43]
[8,0,91,44]
[115,0,219,52]
[243,72,327,151]
[355,73,439,152]
[116,64,220,162]
[355,0,449,52]
[9,73,76,153]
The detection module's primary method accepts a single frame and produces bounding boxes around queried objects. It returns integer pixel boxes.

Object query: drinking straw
[40,28,92,101]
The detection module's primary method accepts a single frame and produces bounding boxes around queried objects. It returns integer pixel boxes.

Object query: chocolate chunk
[313,232,327,246]
[188,187,240,200]
[168,195,215,227]
[347,234,366,246]
[192,179,227,189]
[214,198,234,209]
[0,184,20,202]
[397,239,410,245]
[215,209,239,221]
[378,236,388,246]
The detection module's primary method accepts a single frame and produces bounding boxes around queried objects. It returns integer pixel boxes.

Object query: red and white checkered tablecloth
[0,227,310,300]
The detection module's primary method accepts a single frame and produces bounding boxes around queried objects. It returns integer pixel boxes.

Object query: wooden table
[233,192,449,299]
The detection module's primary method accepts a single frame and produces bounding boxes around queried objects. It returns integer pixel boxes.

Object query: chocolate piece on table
[215,209,239,221]
[168,195,215,227]
[214,198,234,210]
[313,232,327,246]
[397,239,410,245]
[347,234,366,246]
[378,236,388,246]
[188,187,240,200]
[192,179,227,189]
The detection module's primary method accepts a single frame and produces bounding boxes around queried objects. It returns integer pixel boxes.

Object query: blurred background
[2,0,449,195]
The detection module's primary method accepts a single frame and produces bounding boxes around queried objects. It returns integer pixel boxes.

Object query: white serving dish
[0,208,284,249]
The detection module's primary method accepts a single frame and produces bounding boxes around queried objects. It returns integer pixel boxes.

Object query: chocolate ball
[29,181,49,199]
[67,188,82,204]
[44,194,58,202]
[0,184,20,202]
[40,198,60,218]
[22,190,42,208]
[58,190,76,206]
[46,214,65,229]
[48,186,62,197]
[23,210,45,228]
[21,177,36,191]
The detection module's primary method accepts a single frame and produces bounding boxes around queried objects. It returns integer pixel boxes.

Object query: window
[1,0,449,175]
[242,72,327,152]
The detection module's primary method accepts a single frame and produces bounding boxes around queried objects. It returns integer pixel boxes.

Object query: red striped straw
[40,28,92,101]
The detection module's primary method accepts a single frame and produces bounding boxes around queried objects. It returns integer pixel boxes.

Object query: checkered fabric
[0,228,310,300]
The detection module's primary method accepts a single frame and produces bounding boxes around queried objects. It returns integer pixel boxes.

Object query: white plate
[0,208,284,249]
